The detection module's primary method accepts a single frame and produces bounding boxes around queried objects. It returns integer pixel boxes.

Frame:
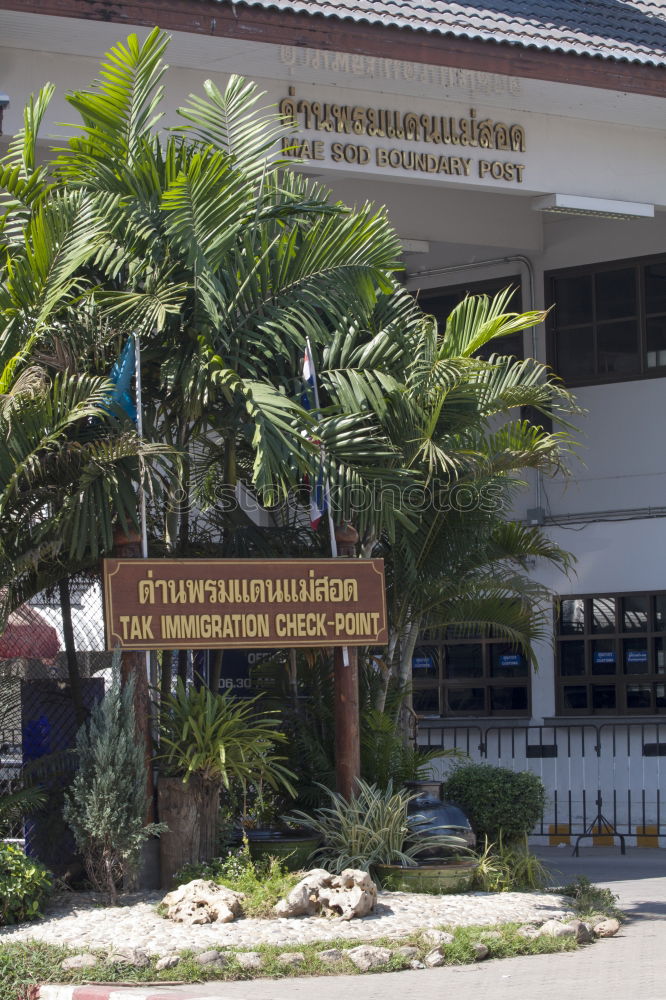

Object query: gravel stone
[279,951,306,966]
[394,945,419,959]
[318,948,345,963]
[594,918,620,937]
[567,919,594,944]
[422,929,454,946]
[155,955,180,971]
[0,887,574,957]
[106,947,150,967]
[196,949,222,966]
[424,947,446,967]
[410,960,426,969]
[61,954,98,971]
[235,951,264,970]
[473,942,489,961]
[538,919,577,939]
[347,945,392,971]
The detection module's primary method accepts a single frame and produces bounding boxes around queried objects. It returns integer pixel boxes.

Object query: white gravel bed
[0,889,574,956]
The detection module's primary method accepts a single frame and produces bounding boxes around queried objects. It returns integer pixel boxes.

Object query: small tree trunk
[58,577,85,727]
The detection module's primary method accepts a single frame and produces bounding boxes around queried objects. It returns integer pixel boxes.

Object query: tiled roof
[229,0,666,66]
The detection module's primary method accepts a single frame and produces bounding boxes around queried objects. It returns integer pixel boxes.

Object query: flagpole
[133,333,151,688]
[305,338,350,667]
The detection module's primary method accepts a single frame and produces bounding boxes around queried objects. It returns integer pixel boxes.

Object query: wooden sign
[103,558,387,650]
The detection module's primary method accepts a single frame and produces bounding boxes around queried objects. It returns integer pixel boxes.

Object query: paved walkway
[72,846,663,1000]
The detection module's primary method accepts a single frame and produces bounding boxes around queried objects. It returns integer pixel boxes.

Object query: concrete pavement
[40,847,666,1000]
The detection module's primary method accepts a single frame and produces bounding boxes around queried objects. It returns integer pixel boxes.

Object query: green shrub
[474,835,549,892]
[0,843,52,925]
[556,876,624,921]
[443,763,545,845]
[171,840,299,917]
[286,780,469,873]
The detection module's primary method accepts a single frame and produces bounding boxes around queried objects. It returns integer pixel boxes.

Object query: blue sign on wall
[593,650,616,664]
[499,654,522,667]
[413,655,434,670]
[626,649,648,664]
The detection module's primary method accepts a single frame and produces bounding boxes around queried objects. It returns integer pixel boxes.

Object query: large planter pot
[157,774,220,888]
[245,830,320,871]
[373,859,478,894]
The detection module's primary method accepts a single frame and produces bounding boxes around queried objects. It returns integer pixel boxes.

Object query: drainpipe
[406,253,542,514]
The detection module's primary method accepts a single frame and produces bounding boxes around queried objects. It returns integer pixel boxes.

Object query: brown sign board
[103,558,387,650]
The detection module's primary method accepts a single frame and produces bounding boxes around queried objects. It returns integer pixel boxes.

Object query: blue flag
[108,337,137,422]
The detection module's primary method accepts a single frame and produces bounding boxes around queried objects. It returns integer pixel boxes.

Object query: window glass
[445,644,483,679]
[592,597,615,633]
[645,262,666,314]
[559,598,585,634]
[656,684,666,710]
[624,638,649,674]
[412,688,440,714]
[646,318,666,369]
[622,595,649,632]
[553,275,592,325]
[595,268,636,321]
[412,646,438,678]
[447,688,485,713]
[592,685,616,710]
[556,327,594,380]
[563,685,588,711]
[596,321,640,376]
[591,639,616,675]
[560,641,585,676]
[627,685,651,710]
[655,637,665,674]
[655,596,666,631]
[490,645,528,677]
[490,687,528,711]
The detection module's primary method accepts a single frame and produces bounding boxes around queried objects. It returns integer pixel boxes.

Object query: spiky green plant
[286,779,469,873]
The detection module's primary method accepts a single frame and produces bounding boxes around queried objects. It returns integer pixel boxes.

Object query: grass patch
[0,921,583,998]
[549,876,625,922]
[169,845,301,918]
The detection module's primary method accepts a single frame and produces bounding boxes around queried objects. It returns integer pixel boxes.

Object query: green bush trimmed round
[0,843,52,925]
[443,763,545,846]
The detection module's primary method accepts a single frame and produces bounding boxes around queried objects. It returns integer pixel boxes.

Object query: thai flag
[302,346,327,531]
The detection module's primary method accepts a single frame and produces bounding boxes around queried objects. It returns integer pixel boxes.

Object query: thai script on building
[279,47,523,98]
[279,89,526,153]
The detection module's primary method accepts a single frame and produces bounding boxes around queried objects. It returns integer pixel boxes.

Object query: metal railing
[420,721,666,840]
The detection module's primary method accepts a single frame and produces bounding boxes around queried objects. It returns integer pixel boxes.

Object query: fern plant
[286,779,469,873]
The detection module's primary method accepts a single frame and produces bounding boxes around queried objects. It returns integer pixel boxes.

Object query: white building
[2,0,665,845]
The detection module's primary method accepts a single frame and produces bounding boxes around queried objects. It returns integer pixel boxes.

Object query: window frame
[418,275,524,360]
[411,635,532,719]
[545,253,666,387]
[555,589,666,716]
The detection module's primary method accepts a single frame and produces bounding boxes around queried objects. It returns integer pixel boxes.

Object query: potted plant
[286,779,476,893]
[157,680,296,886]
[238,779,320,871]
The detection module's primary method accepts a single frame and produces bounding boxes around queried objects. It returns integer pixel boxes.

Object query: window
[418,276,523,360]
[556,592,666,715]
[546,255,666,386]
[411,637,530,717]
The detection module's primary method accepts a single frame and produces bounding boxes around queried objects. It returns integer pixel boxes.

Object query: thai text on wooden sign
[103,558,388,650]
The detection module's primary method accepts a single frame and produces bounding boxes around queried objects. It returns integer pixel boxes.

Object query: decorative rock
[279,951,306,967]
[594,918,620,938]
[409,960,426,969]
[196,950,223,966]
[423,929,454,946]
[538,919,576,939]
[235,951,264,970]
[274,868,377,921]
[318,948,345,963]
[567,919,594,944]
[347,945,392,971]
[424,947,446,968]
[106,947,150,967]
[517,924,540,939]
[155,954,180,971]
[473,942,489,961]
[394,946,419,959]
[61,954,98,971]
[162,880,244,925]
